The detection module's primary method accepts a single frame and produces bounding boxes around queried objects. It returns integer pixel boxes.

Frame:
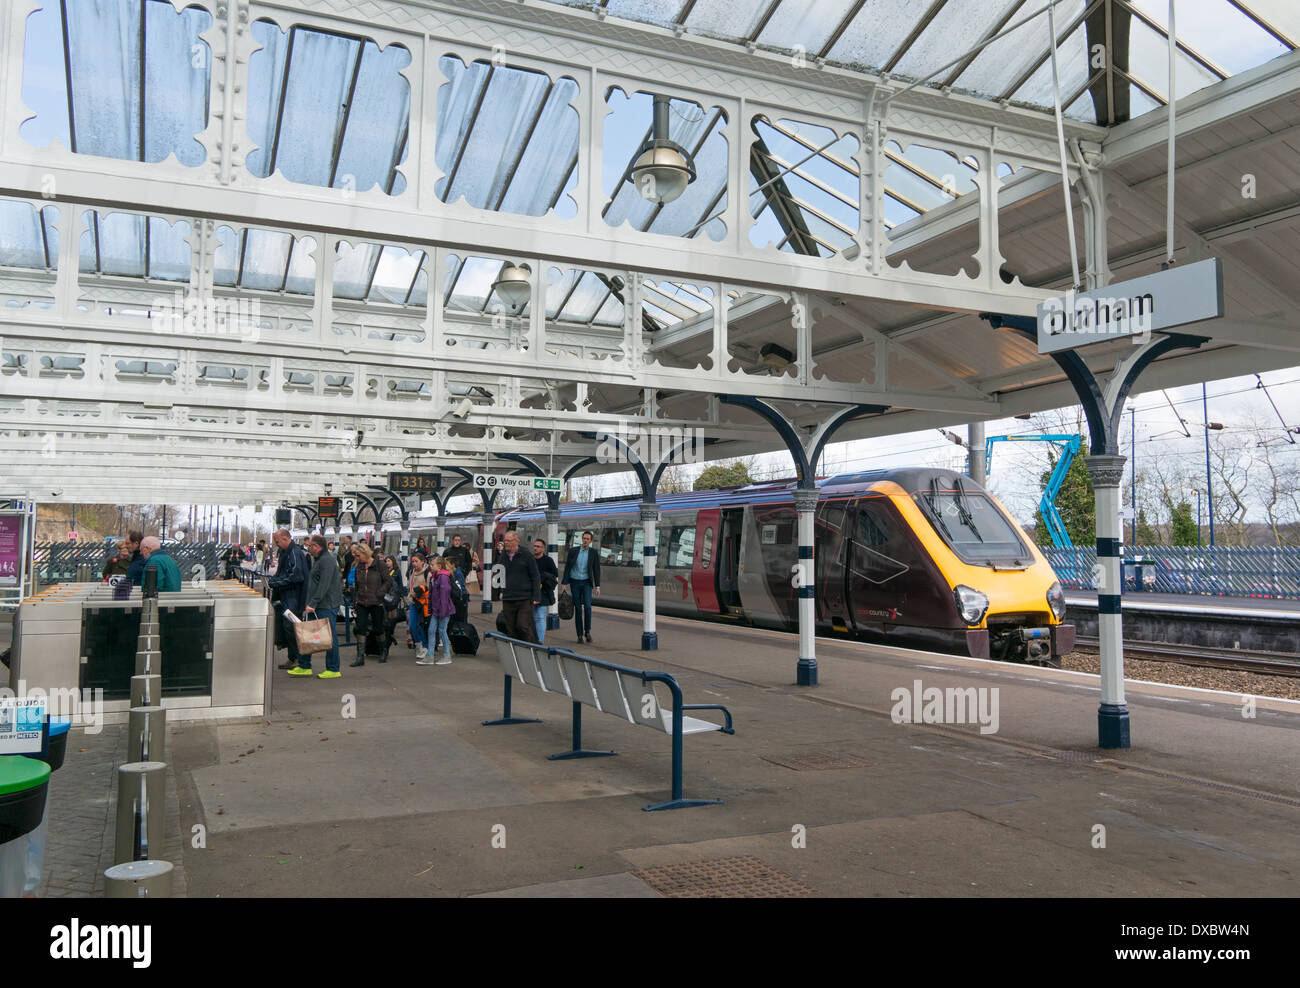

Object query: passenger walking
[499,530,540,643]
[123,530,146,585]
[382,554,406,653]
[407,553,432,661]
[349,544,392,667]
[267,529,311,671]
[561,530,601,644]
[423,558,456,665]
[302,534,343,679]
[533,538,557,644]
[449,554,469,624]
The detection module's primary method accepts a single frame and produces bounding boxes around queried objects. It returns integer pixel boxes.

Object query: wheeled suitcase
[448,620,480,656]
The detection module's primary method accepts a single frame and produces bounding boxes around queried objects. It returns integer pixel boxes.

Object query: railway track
[1073,636,1300,679]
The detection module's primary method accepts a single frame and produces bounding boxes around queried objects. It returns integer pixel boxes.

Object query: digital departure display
[388,472,442,493]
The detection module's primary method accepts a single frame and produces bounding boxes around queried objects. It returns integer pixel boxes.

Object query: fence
[34,540,233,588]
[1039,545,1300,601]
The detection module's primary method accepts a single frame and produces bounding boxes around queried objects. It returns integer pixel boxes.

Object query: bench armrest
[682,703,734,735]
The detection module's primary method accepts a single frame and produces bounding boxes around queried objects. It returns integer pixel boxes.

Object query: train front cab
[887,479,1074,663]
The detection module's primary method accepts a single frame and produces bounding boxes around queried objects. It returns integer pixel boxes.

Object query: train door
[717,508,744,611]
[815,498,852,629]
[691,509,720,613]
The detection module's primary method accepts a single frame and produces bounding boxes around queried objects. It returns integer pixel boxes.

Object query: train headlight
[953,585,989,626]
[1046,581,1067,622]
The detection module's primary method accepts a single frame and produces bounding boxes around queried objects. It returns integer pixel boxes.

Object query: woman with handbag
[408,554,432,661]
[382,554,406,655]
[349,544,392,667]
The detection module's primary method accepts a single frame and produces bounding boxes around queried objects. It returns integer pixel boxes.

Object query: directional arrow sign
[472,473,562,492]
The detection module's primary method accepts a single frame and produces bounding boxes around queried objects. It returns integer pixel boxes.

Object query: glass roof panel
[64,0,142,160]
[333,241,380,299]
[684,0,772,42]
[606,0,688,26]
[1126,15,1223,101]
[553,270,609,323]
[142,0,210,165]
[1233,1,1300,46]
[446,256,502,313]
[369,247,423,304]
[591,292,625,326]
[1008,21,1092,112]
[1130,0,1285,74]
[148,217,192,281]
[825,0,930,70]
[756,0,859,56]
[406,263,430,306]
[19,3,71,149]
[0,200,55,270]
[81,212,145,277]
[256,28,357,185]
[953,0,1083,101]
[283,238,317,295]
[238,230,295,291]
[891,0,1023,81]
[332,42,412,195]
[498,79,582,219]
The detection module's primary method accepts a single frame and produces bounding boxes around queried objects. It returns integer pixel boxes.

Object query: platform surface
[1065,589,1300,616]
[37,606,1300,897]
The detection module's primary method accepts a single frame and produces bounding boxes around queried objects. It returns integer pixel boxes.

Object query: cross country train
[333,468,1075,665]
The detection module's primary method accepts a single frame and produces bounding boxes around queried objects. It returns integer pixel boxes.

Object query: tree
[1169,501,1198,546]
[1135,508,1157,545]
[657,463,691,494]
[694,459,754,491]
[1033,443,1094,545]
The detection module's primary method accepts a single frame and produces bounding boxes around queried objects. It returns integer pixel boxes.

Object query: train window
[667,526,695,568]
[857,505,891,547]
[701,527,713,568]
[600,528,632,565]
[632,528,645,560]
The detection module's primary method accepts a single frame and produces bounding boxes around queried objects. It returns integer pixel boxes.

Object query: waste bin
[23,718,71,895]
[0,756,52,897]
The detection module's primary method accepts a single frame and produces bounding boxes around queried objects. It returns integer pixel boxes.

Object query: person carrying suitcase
[349,544,392,667]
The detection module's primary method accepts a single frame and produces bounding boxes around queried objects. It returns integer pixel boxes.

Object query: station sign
[1037,257,1223,354]
[388,472,442,493]
[472,473,562,492]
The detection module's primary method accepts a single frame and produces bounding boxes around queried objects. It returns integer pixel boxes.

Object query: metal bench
[483,631,735,811]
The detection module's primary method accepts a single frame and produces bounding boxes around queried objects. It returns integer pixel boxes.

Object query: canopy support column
[545,507,562,630]
[640,502,659,650]
[792,487,819,686]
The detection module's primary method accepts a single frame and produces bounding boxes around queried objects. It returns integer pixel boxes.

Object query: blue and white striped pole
[481,511,494,614]
[546,507,562,630]
[641,502,658,650]
[1087,455,1129,748]
[793,488,819,686]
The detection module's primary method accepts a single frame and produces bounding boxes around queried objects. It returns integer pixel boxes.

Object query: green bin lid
[0,756,52,796]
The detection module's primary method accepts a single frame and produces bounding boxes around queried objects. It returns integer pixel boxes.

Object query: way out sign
[1037,258,1223,354]
[472,473,562,492]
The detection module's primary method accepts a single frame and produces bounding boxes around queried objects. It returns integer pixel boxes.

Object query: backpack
[449,576,468,608]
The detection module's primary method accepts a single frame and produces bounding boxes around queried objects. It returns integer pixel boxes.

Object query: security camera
[451,398,474,419]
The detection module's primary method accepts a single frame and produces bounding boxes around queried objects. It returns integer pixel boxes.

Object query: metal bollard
[141,568,158,598]
[128,706,166,763]
[135,649,162,676]
[130,674,161,708]
[104,859,173,898]
[113,761,166,866]
[76,563,93,582]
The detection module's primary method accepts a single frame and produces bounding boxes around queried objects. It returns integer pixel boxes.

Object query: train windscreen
[917,490,1029,565]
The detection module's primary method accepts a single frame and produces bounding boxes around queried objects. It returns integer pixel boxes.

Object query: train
[332,468,1075,665]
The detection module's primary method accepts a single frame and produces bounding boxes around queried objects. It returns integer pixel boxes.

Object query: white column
[545,507,562,630]
[968,421,986,484]
[480,510,494,613]
[793,488,819,686]
[640,502,658,650]
[1087,455,1129,748]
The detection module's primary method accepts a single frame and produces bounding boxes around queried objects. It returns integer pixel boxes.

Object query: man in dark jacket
[268,528,311,671]
[561,530,601,644]
[498,530,540,643]
[301,534,344,679]
[532,538,558,644]
[123,530,146,585]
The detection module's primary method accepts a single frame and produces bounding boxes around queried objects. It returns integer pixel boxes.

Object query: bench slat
[588,664,635,723]
[513,644,545,690]
[621,673,670,734]
[535,648,571,696]
[561,655,600,708]
[493,637,521,680]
